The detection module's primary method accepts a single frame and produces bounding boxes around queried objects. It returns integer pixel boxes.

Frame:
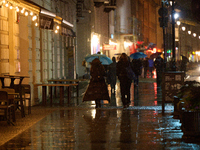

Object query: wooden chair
[13,85,26,117]
[0,91,15,125]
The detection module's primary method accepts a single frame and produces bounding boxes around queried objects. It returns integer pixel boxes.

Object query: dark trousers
[119,78,132,106]
[144,67,148,78]
[156,71,162,86]
[134,75,139,86]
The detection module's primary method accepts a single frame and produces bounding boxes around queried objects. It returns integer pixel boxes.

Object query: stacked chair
[0,91,15,125]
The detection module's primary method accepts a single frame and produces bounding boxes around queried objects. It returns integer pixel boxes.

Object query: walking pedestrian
[83,58,110,108]
[107,57,117,94]
[143,57,149,78]
[148,58,154,78]
[180,55,189,77]
[116,53,133,108]
[154,55,164,87]
[132,58,142,86]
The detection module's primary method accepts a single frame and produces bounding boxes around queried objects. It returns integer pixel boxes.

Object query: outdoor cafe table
[47,79,87,104]
[0,75,30,118]
[34,83,78,106]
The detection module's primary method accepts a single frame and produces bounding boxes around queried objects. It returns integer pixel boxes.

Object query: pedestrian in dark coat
[148,58,154,78]
[116,53,132,108]
[107,57,117,94]
[132,58,142,86]
[83,58,110,108]
[154,55,164,86]
[143,58,149,78]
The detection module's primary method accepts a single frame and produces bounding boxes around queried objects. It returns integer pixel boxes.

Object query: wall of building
[0,0,76,105]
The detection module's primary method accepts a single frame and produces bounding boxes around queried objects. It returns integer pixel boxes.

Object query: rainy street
[1,69,200,149]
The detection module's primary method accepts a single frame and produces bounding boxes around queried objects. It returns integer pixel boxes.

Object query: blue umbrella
[85,54,113,65]
[130,52,147,59]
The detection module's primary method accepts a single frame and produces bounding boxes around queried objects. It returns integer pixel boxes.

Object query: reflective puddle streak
[1,108,200,150]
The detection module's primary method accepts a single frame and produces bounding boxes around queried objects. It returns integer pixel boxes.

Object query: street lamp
[171,0,176,71]
[176,21,181,60]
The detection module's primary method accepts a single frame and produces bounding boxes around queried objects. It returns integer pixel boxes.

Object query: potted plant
[177,81,200,137]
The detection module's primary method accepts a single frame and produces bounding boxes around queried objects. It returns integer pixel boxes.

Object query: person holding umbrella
[83,58,110,108]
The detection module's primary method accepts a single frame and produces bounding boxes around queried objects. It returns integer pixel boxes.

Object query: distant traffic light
[191,0,200,22]
[167,50,171,53]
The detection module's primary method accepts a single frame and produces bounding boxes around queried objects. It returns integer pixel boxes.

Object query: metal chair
[0,91,15,125]
[22,84,31,114]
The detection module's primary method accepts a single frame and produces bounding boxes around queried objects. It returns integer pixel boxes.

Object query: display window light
[40,9,56,18]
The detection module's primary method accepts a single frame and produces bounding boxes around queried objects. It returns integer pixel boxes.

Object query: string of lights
[0,0,74,35]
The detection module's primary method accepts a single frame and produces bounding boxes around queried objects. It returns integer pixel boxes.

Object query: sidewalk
[0,78,200,149]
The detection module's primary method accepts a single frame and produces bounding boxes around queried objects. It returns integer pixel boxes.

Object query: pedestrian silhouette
[143,57,149,78]
[83,58,110,108]
[154,55,164,87]
[107,57,117,94]
[148,58,154,78]
[116,53,133,108]
[131,58,142,86]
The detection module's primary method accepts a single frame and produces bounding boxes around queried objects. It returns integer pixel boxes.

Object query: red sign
[103,44,116,50]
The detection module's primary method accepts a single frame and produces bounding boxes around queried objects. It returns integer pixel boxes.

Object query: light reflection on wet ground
[1,77,200,149]
[1,108,200,150]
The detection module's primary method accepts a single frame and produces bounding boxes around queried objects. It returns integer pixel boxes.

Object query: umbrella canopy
[85,54,113,65]
[150,52,162,59]
[130,52,147,59]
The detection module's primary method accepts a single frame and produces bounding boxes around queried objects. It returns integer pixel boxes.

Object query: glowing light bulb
[5,3,8,7]
[9,5,12,9]
[30,12,33,16]
[25,11,28,16]
[21,8,24,13]
[35,22,38,26]
[56,26,59,29]
[16,7,19,12]
[55,30,58,33]
[32,15,37,21]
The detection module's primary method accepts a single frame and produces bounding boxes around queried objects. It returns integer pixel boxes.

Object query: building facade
[0,0,76,105]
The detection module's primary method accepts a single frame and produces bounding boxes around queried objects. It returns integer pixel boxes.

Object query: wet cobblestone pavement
[0,77,200,149]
